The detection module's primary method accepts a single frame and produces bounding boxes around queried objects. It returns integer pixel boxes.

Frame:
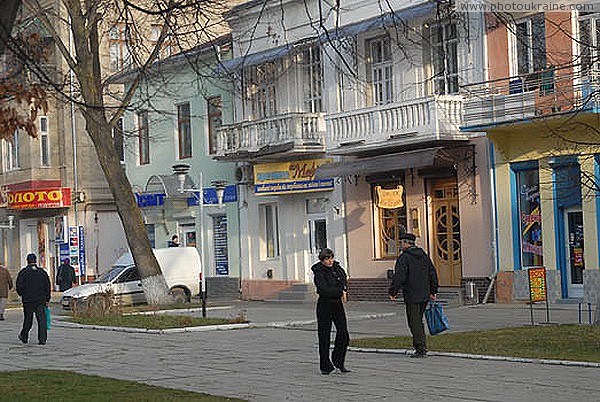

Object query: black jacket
[56,263,76,291]
[16,264,51,304]
[388,247,439,304]
[312,261,347,301]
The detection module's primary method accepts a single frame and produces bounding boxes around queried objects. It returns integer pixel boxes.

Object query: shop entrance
[564,208,584,298]
[305,197,328,281]
[430,178,462,286]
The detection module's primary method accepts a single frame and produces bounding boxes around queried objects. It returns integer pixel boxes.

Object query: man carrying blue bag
[388,233,439,358]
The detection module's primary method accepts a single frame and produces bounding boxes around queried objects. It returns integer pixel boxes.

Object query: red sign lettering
[7,188,72,209]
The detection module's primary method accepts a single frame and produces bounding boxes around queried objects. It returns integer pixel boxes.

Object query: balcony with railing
[462,67,600,130]
[325,95,465,154]
[216,112,326,160]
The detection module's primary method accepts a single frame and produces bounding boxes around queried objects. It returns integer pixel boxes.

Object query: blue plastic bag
[425,301,449,335]
[45,306,51,331]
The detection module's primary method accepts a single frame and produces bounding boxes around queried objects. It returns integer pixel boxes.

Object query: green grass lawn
[70,314,245,329]
[351,324,600,362]
[0,370,244,401]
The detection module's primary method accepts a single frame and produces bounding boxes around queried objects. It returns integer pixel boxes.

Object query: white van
[61,247,202,309]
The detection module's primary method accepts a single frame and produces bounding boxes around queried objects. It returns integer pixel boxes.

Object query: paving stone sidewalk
[1,300,598,401]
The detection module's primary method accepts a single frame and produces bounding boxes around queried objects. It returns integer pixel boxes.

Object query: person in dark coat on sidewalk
[56,258,76,292]
[388,233,439,358]
[311,248,351,375]
[16,253,51,345]
[0,264,13,320]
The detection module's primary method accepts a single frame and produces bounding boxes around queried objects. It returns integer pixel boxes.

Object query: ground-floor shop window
[259,203,280,259]
[373,183,406,258]
[512,161,543,268]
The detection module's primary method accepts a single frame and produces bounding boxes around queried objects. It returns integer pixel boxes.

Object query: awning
[145,174,195,198]
[314,147,441,179]
[321,1,437,41]
[217,43,295,72]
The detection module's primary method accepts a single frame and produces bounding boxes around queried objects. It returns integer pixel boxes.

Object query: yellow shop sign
[254,159,334,195]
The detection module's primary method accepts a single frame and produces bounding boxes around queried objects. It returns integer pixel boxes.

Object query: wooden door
[430,179,462,286]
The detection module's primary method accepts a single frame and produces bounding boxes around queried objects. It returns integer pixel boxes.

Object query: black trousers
[405,302,428,352]
[20,302,47,344]
[316,299,349,372]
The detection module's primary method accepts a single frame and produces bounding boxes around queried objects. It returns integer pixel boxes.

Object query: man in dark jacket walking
[389,233,438,358]
[16,254,51,345]
[56,258,76,292]
[312,248,351,375]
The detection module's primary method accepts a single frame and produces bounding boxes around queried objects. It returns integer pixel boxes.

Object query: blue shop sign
[136,193,166,207]
[187,185,237,206]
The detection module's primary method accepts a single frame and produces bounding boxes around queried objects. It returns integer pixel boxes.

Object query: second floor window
[109,23,132,71]
[301,45,323,113]
[39,116,50,167]
[429,22,459,95]
[177,102,192,159]
[2,130,19,172]
[515,14,546,75]
[137,111,149,165]
[245,62,277,120]
[579,12,600,74]
[367,37,393,105]
[207,96,222,155]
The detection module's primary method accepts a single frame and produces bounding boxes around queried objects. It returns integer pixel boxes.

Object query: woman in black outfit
[311,248,351,375]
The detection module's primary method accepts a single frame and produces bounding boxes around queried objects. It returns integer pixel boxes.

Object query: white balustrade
[326,95,463,147]
[217,112,325,154]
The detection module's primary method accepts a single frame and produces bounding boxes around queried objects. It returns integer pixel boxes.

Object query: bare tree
[0,0,231,304]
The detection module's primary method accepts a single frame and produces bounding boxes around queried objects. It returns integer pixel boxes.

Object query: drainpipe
[68,15,80,285]
[340,163,350,277]
[483,139,499,304]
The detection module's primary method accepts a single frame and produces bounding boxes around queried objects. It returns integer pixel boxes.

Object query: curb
[50,312,395,333]
[350,347,600,368]
[53,320,250,334]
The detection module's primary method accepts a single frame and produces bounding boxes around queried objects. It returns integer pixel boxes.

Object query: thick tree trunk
[83,109,170,304]
[64,0,170,304]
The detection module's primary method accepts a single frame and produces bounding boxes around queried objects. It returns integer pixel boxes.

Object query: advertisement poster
[68,226,85,276]
[528,267,547,303]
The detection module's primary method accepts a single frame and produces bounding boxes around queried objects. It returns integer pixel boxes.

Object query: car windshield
[93,266,128,283]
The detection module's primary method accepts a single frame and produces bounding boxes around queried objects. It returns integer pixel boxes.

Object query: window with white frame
[2,130,19,172]
[137,111,150,165]
[150,24,174,59]
[207,96,222,155]
[244,62,277,120]
[39,116,50,166]
[177,102,192,159]
[259,203,280,259]
[109,23,132,71]
[366,37,393,105]
[300,45,323,113]
[514,14,546,75]
[579,12,600,74]
[428,22,459,95]
[112,117,124,163]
